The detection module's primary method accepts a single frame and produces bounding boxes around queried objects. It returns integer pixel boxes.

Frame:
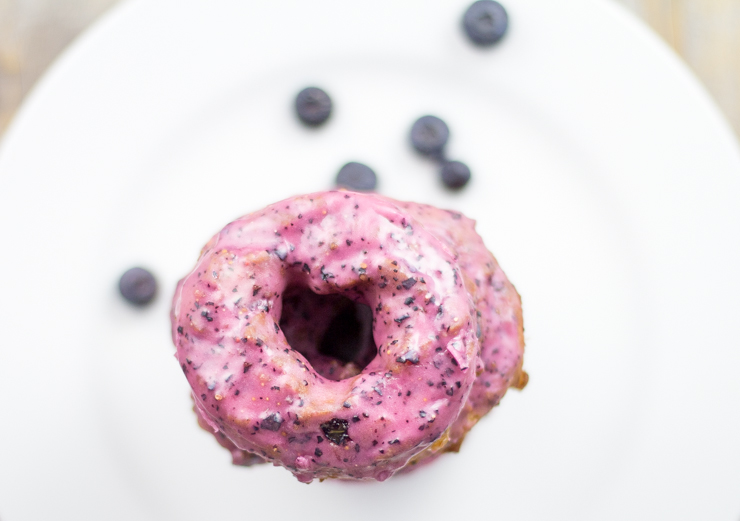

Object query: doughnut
[171,191,526,482]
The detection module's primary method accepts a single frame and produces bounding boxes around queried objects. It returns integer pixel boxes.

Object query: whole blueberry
[295,87,332,126]
[410,115,449,156]
[336,162,377,191]
[440,160,471,189]
[463,0,508,46]
[119,267,157,306]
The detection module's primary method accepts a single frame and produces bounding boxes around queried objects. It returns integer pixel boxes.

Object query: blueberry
[410,115,449,156]
[260,413,283,432]
[440,160,471,189]
[336,162,377,191]
[463,0,508,46]
[320,418,350,445]
[119,267,157,306]
[295,87,332,126]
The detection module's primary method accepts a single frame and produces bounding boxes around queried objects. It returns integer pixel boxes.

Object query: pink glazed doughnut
[171,191,526,482]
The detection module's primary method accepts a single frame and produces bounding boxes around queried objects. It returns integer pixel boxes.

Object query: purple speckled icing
[171,191,526,483]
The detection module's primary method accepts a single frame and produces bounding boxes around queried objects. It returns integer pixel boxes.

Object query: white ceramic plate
[1,0,739,519]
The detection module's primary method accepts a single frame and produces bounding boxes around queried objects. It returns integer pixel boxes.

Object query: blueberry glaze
[171,192,526,482]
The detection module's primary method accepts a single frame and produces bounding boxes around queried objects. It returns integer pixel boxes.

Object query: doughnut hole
[278,285,377,381]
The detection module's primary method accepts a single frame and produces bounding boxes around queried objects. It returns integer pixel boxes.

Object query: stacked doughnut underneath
[171,191,526,482]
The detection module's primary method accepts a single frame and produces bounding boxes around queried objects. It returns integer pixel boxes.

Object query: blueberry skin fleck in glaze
[295,87,332,126]
[410,115,450,157]
[463,0,509,47]
[119,267,157,306]
[440,160,472,189]
[171,191,526,483]
[335,162,377,191]
[320,418,351,445]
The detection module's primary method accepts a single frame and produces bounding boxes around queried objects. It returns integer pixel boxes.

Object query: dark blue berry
[320,418,350,445]
[119,267,157,305]
[336,162,377,191]
[260,413,283,432]
[463,0,508,46]
[295,87,332,126]
[410,115,449,156]
[440,160,471,189]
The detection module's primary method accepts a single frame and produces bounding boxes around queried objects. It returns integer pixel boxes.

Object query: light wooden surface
[0,0,120,131]
[616,0,740,137]
[1,0,739,138]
